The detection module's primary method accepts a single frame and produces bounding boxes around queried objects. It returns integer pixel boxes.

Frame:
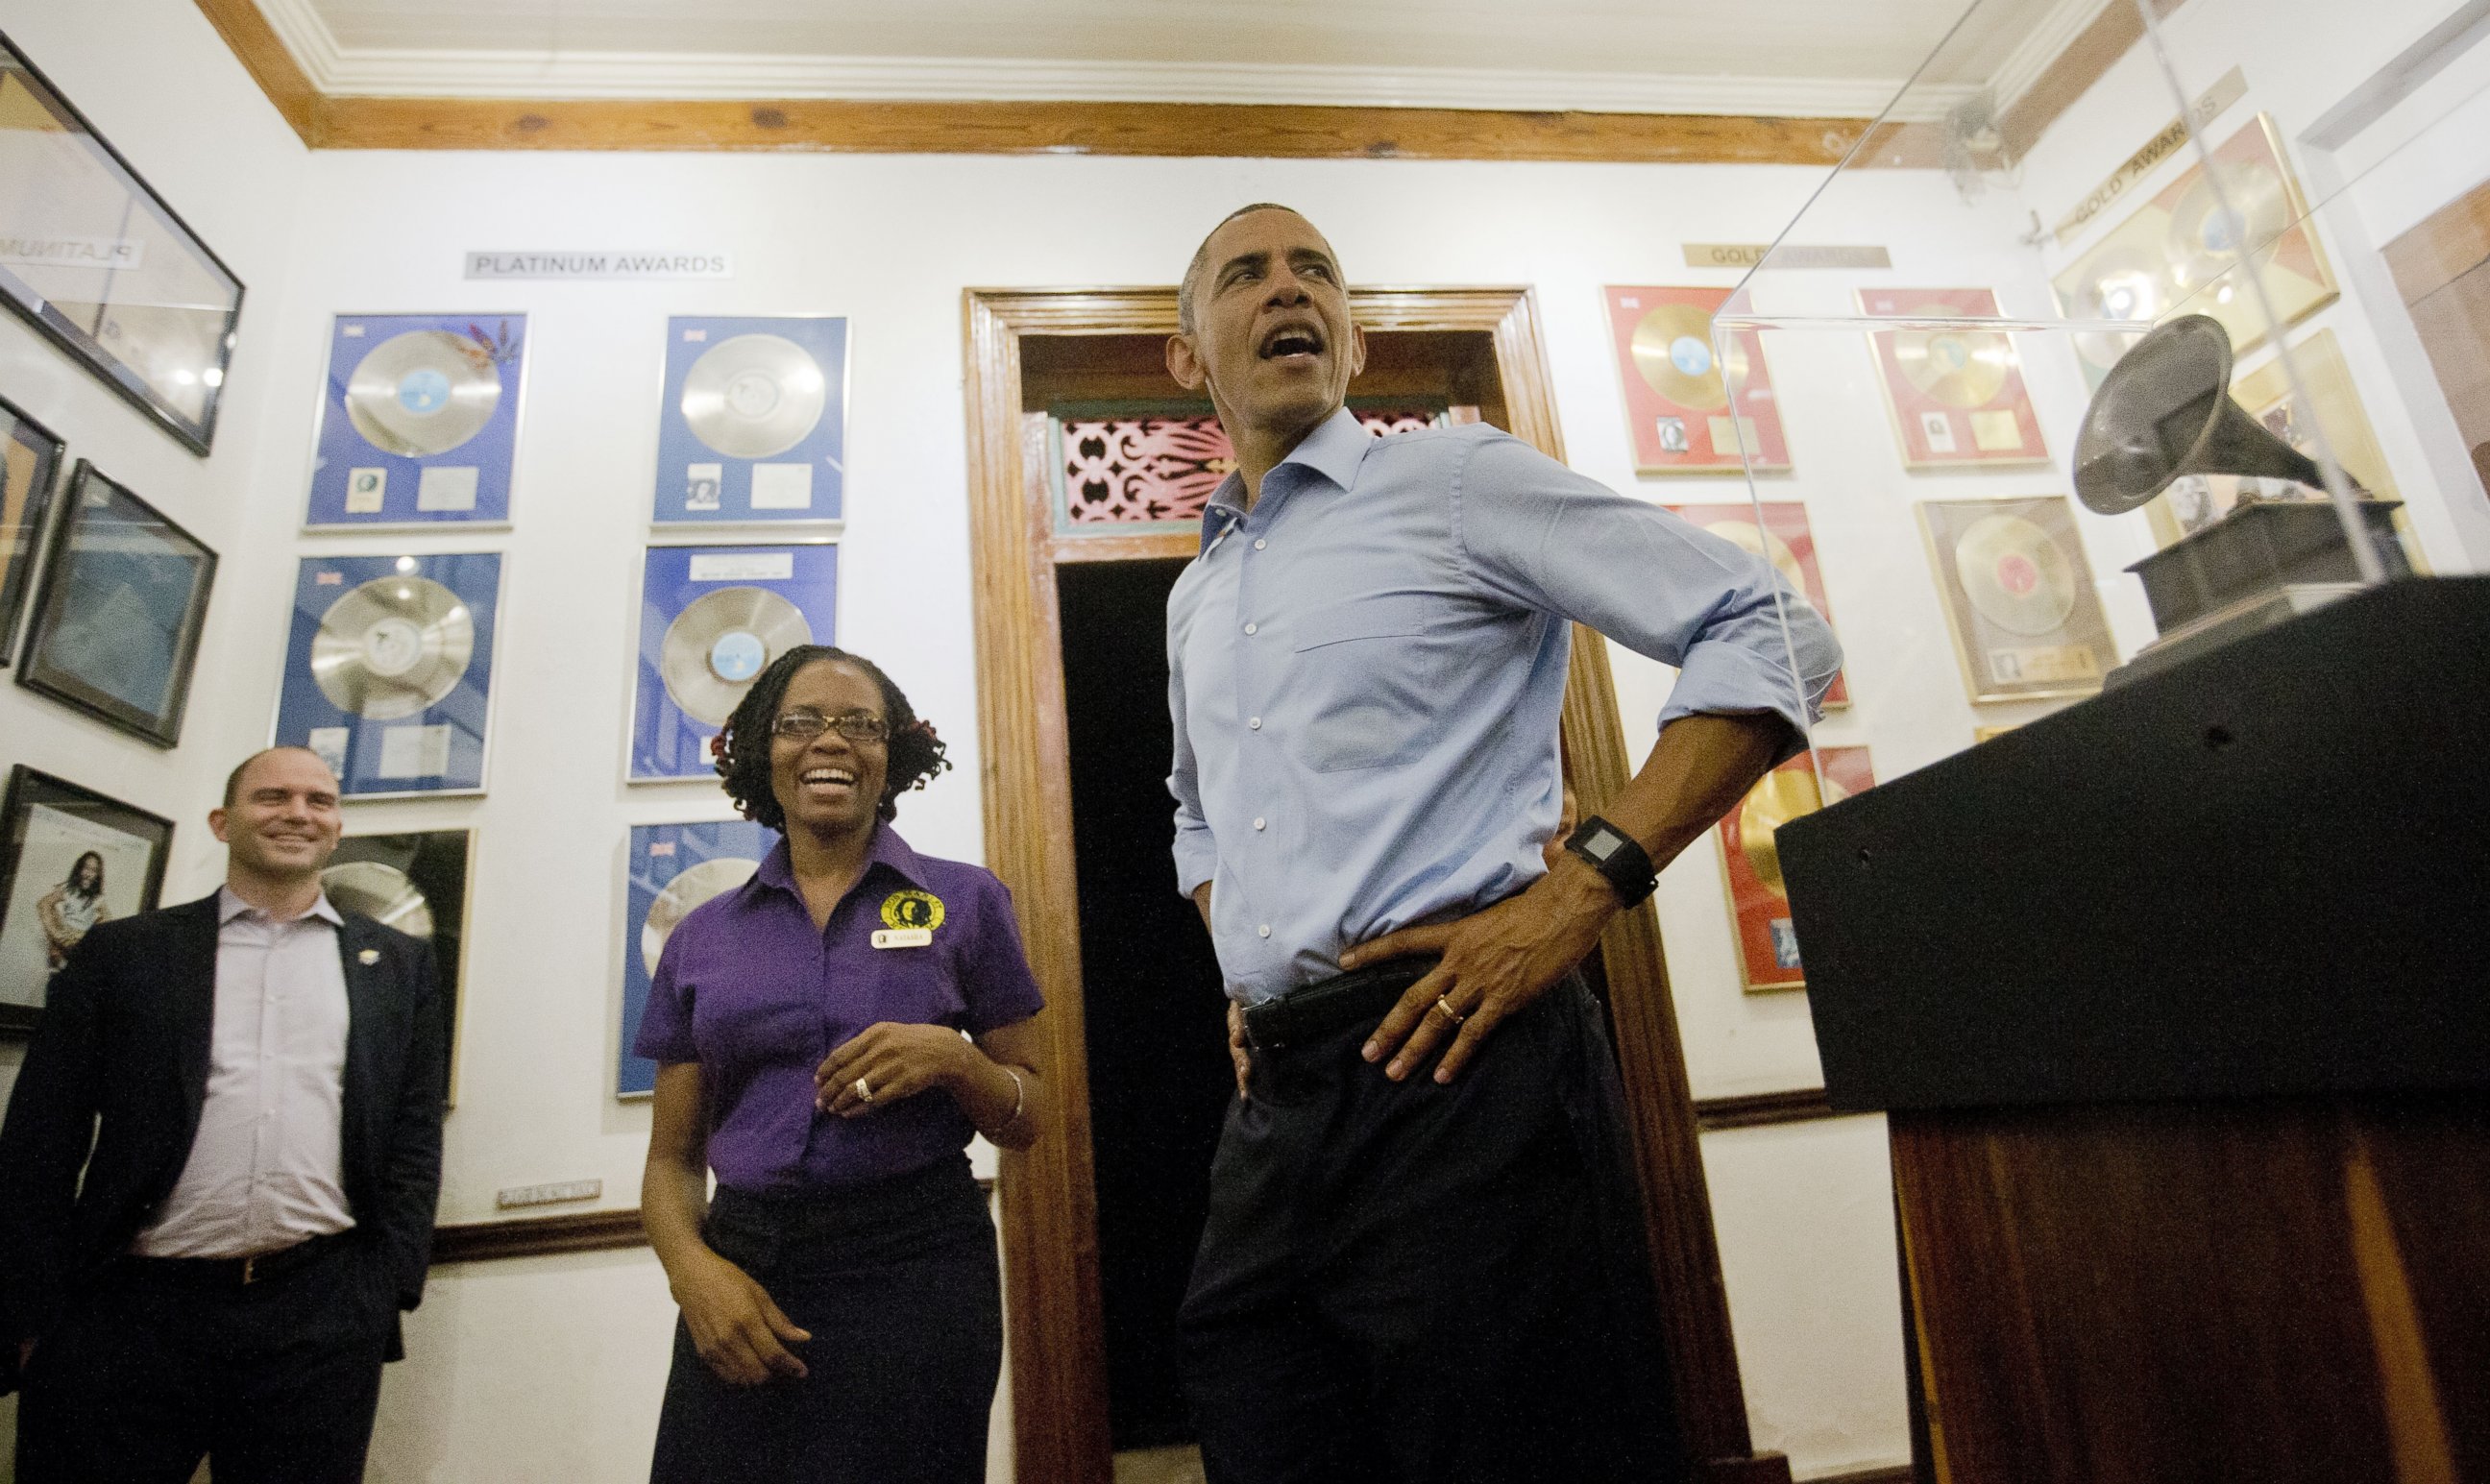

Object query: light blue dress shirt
[1166,407,1843,1005]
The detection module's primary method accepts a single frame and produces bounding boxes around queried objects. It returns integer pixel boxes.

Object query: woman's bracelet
[999,1065,1027,1131]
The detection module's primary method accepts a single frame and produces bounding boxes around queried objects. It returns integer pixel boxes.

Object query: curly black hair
[714,645,951,830]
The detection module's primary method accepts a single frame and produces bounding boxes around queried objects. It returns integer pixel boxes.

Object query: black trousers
[1180,976,1685,1484]
[14,1234,397,1484]
[649,1155,1002,1484]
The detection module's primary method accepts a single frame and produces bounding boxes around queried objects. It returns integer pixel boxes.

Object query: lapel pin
[358,948,380,965]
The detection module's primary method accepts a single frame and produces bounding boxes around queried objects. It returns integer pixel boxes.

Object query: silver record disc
[679,334,827,460]
[345,330,501,457]
[320,861,434,938]
[310,576,476,720]
[659,586,814,727]
[643,857,759,974]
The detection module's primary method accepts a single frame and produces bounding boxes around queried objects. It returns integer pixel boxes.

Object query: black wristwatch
[1562,815,1658,907]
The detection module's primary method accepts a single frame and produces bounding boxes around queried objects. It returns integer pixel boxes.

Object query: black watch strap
[1562,815,1658,907]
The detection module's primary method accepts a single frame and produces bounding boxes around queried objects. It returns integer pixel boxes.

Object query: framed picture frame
[631,542,840,781]
[652,315,849,527]
[1916,495,2115,704]
[2,393,67,660]
[273,551,505,798]
[305,313,529,528]
[0,34,245,454]
[17,461,217,746]
[0,766,174,1033]
[1859,287,2049,469]
[618,819,776,1098]
[2054,113,2337,390]
[1601,285,1791,474]
[1715,747,1875,993]
[324,828,475,1104]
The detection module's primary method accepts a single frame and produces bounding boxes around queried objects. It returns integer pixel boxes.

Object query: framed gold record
[1915,496,2116,704]
[2053,113,2337,390]
[1859,287,2048,469]
[1601,286,1791,474]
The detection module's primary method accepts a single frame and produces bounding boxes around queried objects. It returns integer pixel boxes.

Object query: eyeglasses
[771,710,889,744]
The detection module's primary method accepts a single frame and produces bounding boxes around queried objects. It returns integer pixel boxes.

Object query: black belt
[1241,956,1442,1052]
[117,1229,354,1289]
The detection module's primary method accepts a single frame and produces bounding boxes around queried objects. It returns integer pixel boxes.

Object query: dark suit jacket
[0,890,448,1386]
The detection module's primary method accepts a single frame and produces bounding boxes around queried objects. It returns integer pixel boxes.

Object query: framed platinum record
[273,552,505,798]
[0,33,244,454]
[652,315,847,526]
[324,828,475,1103]
[630,542,838,781]
[306,313,527,528]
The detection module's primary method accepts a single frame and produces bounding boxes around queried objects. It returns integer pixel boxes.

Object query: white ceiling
[262,0,2102,115]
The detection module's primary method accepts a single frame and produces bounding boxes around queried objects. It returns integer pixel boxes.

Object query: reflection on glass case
[1712,0,2484,791]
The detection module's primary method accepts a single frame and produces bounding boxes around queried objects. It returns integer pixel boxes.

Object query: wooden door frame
[963,285,1784,1484]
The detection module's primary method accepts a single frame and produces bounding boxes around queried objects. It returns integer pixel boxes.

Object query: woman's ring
[1431,995,1466,1024]
[853,1077,874,1104]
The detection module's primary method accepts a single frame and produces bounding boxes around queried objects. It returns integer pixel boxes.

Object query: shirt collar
[749,823,929,899]
[218,885,343,926]
[1198,406,1372,552]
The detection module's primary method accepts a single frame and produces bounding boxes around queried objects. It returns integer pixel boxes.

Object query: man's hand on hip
[1342,859,1620,1083]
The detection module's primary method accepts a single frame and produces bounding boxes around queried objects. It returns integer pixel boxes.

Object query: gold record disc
[1701,519,1807,596]
[1953,513,2079,637]
[643,857,760,973]
[310,576,476,720]
[320,861,433,938]
[659,586,814,727]
[1736,767,1849,898]
[1630,304,1731,411]
[2064,245,2164,374]
[2165,161,2288,293]
[345,330,501,457]
[680,333,828,460]
[1890,305,2012,408]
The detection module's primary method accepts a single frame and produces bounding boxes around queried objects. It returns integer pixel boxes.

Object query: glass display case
[1702,0,2488,859]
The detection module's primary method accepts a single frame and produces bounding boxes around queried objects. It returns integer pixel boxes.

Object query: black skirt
[648,1155,1000,1484]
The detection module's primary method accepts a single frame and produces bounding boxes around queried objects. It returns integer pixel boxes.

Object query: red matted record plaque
[1602,286,1790,474]
[1860,287,2048,469]
[1716,746,1875,993]
[1666,500,1848,709]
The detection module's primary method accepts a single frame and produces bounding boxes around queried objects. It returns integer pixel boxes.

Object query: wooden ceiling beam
[196,0,319,142]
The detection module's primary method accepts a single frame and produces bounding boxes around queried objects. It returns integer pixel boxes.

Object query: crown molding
[1990,0,2119,112]
[255,0,1941,119]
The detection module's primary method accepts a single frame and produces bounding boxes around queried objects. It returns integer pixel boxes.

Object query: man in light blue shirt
[1163,204,1839,1484]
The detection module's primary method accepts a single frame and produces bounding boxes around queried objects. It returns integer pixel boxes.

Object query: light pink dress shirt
[130,888,356,1257]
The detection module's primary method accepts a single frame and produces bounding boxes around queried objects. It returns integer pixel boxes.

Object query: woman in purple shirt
[636,645,1046,1484]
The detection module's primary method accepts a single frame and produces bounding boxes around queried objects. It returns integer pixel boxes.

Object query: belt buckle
[241,1253,257,1285]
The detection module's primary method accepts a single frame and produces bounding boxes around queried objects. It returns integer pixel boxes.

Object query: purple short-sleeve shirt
[632,826,1045,1193]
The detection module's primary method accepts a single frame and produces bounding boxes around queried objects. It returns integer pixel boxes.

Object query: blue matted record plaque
[631,543,838,780]
[275,552,503,798]
[652,315,846,525]
[619,818,776,1097]
[307,314,525,527]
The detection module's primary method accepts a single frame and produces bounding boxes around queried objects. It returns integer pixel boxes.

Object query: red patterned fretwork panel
[1059,408,1447,526]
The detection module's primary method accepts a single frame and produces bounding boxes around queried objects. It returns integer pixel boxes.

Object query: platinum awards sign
[464,251,733,280]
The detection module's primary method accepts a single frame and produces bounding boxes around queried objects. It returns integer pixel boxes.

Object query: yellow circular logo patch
[880,889,944,933]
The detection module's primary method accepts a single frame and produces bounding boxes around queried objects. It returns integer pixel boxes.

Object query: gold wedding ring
[853,1077,874,1104]
[1431,995,1466,1024]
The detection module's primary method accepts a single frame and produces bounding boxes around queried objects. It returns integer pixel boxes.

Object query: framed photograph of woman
[16,461,217,746]
[0,766,174,1033]
[1,393,66,659]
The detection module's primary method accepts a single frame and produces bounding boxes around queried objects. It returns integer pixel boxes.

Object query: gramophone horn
[2072,314,2325,515]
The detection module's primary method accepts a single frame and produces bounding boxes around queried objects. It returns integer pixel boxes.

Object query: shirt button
[1243,622,1257,635]
[1253,816,1266,830]
[1248,717,1261,730]
[1254,539,1266,550]
[1258,924,1272,937]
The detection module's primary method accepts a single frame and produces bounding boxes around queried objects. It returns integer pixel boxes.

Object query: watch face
[1584,825,1625,861]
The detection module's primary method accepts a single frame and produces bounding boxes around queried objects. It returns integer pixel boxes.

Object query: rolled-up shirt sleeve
[1453,431,1842,756]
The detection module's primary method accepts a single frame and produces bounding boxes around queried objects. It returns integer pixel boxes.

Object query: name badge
[871,928,933,950]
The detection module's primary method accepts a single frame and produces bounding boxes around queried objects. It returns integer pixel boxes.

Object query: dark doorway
[1059,555,1233,1451]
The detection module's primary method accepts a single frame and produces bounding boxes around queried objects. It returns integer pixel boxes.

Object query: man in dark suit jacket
[0,746,448,1483]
